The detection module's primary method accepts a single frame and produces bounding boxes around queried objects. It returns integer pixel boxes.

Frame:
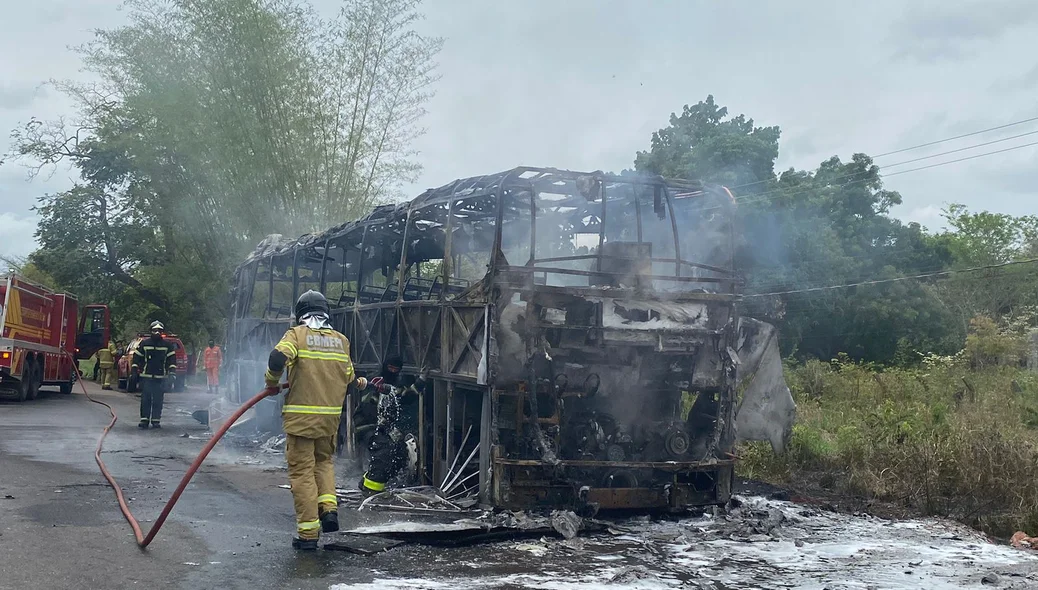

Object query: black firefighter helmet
[295,290,330,322]
[381,354,404,386]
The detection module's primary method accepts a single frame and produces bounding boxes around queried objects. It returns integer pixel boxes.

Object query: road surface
[2,380,1036,589]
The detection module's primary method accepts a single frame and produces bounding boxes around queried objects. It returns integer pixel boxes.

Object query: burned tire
[127,374,139,393]
[663,428,691,459]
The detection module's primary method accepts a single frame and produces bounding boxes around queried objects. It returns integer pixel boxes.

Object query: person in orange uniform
[203,339,223,394]
[263,290,366,550]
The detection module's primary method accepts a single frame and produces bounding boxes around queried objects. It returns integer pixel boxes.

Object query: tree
[634,95,781,191]
[930,205,1038,329]
[635,97,960,363]
[5,0,441,344]
[0,255,57,288]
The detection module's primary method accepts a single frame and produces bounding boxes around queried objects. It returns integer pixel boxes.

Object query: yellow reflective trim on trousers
[317,494,337,505]
[296,350,351,362]
[297,519,320,531]
[282,404,341,415]
[362,476,385,492]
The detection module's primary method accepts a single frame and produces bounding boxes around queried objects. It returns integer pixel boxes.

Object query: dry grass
[739,356,1038,538]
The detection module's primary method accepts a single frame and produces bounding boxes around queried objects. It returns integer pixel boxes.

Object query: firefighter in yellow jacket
[263,290,367,550]
[97,341,118,390]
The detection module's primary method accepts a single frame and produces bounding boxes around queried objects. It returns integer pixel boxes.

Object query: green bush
[739,353,1038,538]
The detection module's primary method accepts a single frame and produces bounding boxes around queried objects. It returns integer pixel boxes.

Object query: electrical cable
[68,351,281,549]
[878,129,1038,170]
[723,116,1038,194]
[679,135,1038,216]
[882,140,1038,177]
[743,258,1038,298]
[872,115,1038,158]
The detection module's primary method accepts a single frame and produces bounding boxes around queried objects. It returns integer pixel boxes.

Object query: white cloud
[901,205,946,231]
[0,213,39,260]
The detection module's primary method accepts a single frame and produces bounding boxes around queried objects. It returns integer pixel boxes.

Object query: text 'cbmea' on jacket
[266,325,355,439]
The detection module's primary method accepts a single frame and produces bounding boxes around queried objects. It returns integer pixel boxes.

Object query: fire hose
[68,351,283,548]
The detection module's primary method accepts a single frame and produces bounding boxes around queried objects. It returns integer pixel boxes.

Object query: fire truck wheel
[60,375,74,395]
[16,374,30,402]
[26,364,41,401]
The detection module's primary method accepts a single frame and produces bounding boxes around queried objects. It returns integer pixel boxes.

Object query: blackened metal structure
[229,166,742,512]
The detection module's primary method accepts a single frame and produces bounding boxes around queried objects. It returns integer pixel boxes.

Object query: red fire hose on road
[69,352,281,548]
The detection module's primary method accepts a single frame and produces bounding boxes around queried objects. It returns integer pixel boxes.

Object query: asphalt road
[4,379,1036,590]
[0,379,375,590]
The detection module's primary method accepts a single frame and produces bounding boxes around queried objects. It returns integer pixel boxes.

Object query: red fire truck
[0,274,110,401]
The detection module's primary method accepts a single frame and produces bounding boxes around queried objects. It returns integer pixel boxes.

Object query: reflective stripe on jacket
[132,337,177,378]
[266,325,355,438]
[97,343,117,368]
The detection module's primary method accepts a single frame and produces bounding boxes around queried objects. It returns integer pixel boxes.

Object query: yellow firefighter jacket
[265,325,355,439]
[97,342,117,368]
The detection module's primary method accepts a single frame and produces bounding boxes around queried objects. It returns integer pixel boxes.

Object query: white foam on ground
[330,498,1038,590]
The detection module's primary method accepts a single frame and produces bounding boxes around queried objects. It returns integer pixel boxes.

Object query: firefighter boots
[291,537,318,551]
[320,511,339,533]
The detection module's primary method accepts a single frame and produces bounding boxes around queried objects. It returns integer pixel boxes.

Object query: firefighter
[359,355,426,495]
[344,381,378,465]
[97,340,118,390]
[263,290,365,551]
[203,338,223,394]
[132,321,177,429]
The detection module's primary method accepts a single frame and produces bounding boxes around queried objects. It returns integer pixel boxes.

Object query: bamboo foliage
[26,0,441,260]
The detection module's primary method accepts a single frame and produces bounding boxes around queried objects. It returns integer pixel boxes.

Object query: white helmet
[150,320,165,332]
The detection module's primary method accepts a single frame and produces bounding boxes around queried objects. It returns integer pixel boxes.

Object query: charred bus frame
[229,167,742,512]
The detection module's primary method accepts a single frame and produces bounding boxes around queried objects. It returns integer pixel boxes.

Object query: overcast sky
[2,0,1037,261]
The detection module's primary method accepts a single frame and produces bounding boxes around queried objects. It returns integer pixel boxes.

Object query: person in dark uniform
[358,355,427,495]
[132,321,177,429]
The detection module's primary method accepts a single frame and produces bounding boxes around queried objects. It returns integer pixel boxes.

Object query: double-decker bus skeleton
[227,167,795,512]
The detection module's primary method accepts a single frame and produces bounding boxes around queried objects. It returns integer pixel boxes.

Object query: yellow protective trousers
[99,365,114,388]
[285,434,338,540]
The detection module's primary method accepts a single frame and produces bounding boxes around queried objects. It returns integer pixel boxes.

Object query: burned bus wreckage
[228,167,796,513]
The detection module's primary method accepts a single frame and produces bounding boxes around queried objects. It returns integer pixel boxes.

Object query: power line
[883,140,1038,178]
[882,128,1038,169]
[710,138,1038,212]
[743,258,1038,298]
[725,114,1038,193]
[873,115,1038,158]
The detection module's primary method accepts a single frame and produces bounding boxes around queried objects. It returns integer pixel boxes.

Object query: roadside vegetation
[740,314,1038,538]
